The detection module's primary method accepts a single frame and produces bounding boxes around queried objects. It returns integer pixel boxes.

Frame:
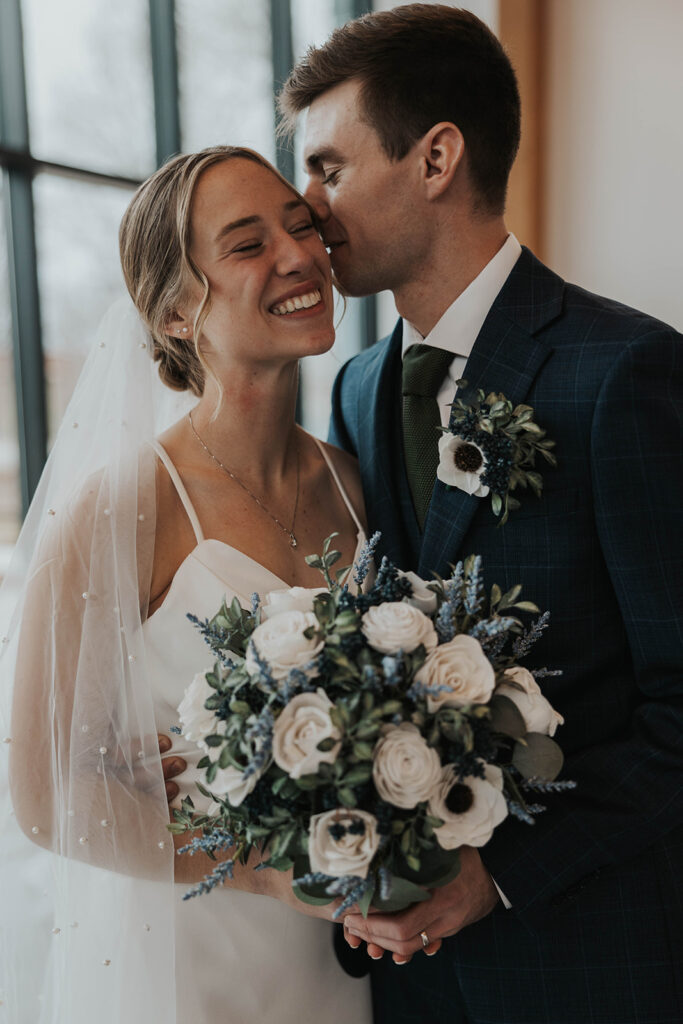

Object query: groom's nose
[303,180,330,223]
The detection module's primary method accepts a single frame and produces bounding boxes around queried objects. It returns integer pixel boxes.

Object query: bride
[0,146,372,1023]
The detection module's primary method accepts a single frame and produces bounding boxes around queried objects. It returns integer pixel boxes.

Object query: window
[1,0,375,540]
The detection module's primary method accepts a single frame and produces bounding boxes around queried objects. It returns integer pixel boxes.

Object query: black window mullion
[334,0,376,348]
[0,0,47,513]
[149,0,181,166]
[270,0,295,184]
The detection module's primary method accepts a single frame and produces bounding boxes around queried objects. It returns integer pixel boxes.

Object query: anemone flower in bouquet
[171,533,574,919]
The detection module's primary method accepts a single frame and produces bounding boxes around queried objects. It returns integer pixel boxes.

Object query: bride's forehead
[195,159,289,206]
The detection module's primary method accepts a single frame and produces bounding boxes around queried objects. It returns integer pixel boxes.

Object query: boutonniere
[437,381,557,525]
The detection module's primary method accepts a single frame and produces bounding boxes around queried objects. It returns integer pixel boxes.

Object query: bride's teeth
[271,289,322,315]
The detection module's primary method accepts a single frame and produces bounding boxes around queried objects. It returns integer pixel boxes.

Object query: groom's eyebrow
[305,148,342,172]
[213,200,305,244]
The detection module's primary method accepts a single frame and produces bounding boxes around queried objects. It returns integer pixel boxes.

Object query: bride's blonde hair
[119,145,305,397]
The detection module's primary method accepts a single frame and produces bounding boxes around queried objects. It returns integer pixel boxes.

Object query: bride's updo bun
[119,145,288,395]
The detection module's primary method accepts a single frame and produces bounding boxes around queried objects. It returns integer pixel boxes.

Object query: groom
[279,5,683,1023]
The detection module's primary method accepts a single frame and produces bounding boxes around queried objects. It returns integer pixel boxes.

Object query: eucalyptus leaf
[373,875,431,913]
[317,736,338,752]
[512,732,564,781]
[337,787,357,807]
[488,693,527,739]
[358,879,376,919]
[342,763,373,786]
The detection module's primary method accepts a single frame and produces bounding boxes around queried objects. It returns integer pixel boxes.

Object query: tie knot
[402,344,454,398]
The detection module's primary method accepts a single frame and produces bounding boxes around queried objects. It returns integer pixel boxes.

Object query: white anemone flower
[437,434,490,497]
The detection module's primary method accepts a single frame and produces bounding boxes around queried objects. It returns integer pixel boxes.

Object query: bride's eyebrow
[214,201,308,245]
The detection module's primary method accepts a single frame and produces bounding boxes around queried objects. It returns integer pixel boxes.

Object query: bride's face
[186,158,335,367]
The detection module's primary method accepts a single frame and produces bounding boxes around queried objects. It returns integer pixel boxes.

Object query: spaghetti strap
[149,440,205,544]
[313,437,363,534]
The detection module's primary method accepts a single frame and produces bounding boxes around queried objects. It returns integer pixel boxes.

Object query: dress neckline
[144,530,366,626]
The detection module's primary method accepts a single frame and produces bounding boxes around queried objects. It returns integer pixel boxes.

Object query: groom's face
[302,79,423,298]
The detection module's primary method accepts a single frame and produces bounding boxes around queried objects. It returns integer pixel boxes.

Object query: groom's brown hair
[279,3,520,215]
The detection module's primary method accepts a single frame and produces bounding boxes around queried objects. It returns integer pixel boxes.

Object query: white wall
[544,0,683,330]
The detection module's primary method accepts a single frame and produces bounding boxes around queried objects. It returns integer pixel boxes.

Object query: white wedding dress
[143,439,372,1024]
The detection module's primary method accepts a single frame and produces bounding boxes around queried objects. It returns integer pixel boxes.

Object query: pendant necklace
[188,410,300,548]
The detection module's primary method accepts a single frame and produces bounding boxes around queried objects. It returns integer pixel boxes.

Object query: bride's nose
[273,231,315,276]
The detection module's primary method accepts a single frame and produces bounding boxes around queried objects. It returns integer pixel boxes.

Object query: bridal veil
[0,299,195,1022]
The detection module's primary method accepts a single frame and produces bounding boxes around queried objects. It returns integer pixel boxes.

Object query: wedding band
[420,930,430,948]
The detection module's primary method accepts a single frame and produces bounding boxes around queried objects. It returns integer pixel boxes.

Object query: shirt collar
[401,233,522,358]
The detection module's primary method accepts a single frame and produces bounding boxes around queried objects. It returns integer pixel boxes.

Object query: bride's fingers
[162,755,187,780]
[158,733,172,754]
[165,780,180,801]
[366,942,386,960]
[344,925,362,949]
[424,938,442,957]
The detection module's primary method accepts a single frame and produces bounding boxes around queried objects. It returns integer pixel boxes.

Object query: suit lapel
[418,248,564,579]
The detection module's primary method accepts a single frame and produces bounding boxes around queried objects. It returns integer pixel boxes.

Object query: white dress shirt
[402,233,522,909]
[402,233,522,427]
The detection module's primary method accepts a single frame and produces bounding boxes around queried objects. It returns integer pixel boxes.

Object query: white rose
[308,809,380,879]
[272,689,341,779]
[399,571,438,615]
[261,586,326,621]
[497,667,564,736]
[361,602,437,656]
[415,634,495,712]
[207,762,262,807]
[178,670,218,751]
[246,610,323,681]
[372,722,442,809]
[436,434,490,497]
[429,762,508,849]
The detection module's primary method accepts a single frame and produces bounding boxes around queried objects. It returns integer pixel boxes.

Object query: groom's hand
[343,846,499,962]
[158,733,187,803]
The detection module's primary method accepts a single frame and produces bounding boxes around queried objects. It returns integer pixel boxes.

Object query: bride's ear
[165,315,193,341]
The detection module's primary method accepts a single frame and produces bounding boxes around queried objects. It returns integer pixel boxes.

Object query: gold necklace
[188,411,301,548]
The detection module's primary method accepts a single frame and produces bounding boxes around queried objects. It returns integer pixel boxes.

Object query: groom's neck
[393,216,509,337]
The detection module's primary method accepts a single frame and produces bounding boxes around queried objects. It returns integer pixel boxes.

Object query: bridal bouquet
[171,535,573,918]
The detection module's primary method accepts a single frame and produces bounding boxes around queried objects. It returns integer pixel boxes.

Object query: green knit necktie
[402,344,454,530]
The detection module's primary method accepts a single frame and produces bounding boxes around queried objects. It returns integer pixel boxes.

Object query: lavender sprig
[353,531,381,587]
[512,610,551,659]
[182,858,235,899]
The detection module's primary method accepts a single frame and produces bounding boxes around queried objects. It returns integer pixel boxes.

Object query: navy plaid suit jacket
[329,248,683,1023]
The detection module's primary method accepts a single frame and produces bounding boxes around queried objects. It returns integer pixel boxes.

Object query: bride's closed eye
[290,220,315,234]
[321,169,341,186]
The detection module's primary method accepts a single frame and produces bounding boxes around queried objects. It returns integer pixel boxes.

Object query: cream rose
[178,670,219,751]
[372,723,442,809]
[415,634,495,712]
[272,689,341,779]
[260,586,326,621]
[497,667,564,736]
[361,602,437,656]
[246,610,323,681]
[207,762,263,807]
[429,762,508,849]
[308,809,380,879]
[399,571,438,615]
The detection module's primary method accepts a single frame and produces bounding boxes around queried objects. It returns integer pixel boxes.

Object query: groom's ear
[418,123,465,200]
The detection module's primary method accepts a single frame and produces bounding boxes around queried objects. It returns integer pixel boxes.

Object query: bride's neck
[188,361,299,482]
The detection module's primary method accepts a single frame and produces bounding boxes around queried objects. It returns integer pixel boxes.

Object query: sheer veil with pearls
[0,298,196,1022]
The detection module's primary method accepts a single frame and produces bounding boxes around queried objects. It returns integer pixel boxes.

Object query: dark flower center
[445,783,474,815]
[453,443,483,473]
